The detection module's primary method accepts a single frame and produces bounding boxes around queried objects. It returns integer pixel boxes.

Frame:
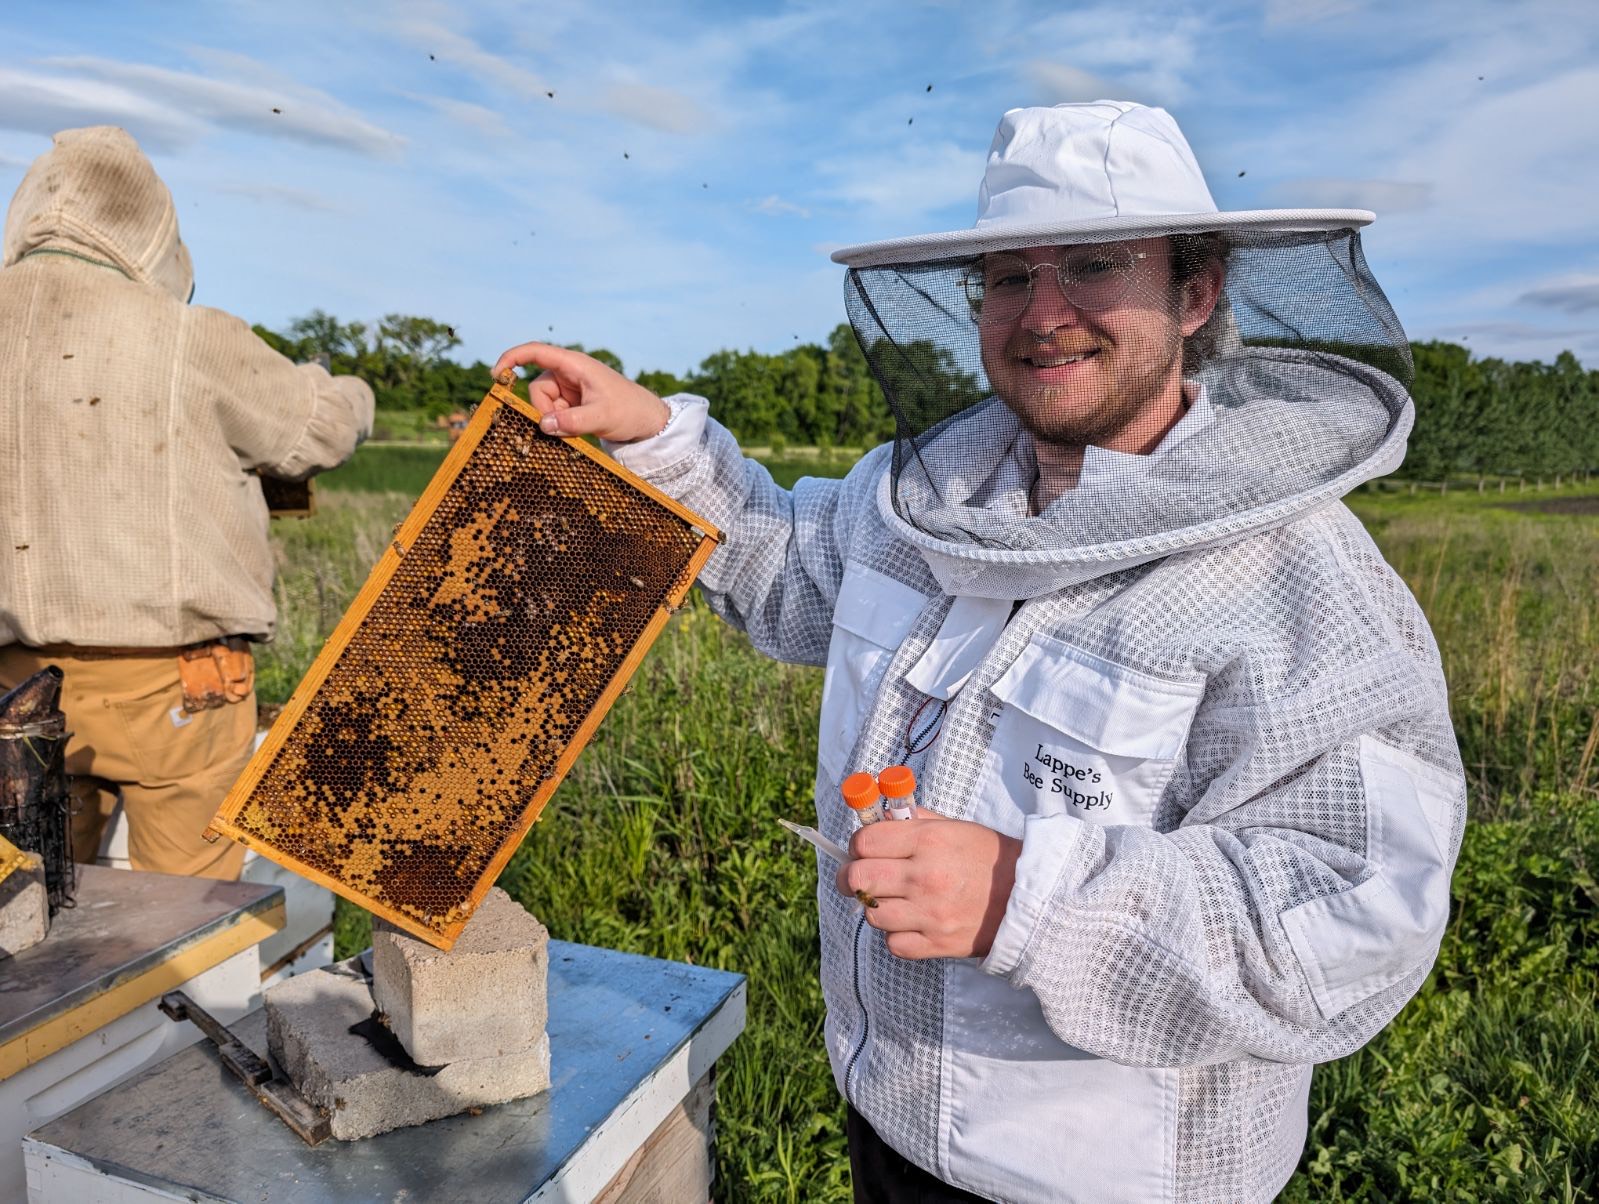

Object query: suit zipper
[842,911,870,1107]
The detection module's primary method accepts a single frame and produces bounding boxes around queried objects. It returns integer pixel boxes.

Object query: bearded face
[974,238,1219,451]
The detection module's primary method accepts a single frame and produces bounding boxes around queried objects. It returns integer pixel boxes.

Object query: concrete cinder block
[0,855,47,959]
[372,887,548,1067]
[264,958,550,1142]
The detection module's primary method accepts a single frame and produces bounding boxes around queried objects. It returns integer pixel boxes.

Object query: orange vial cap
[841,772,881,810]
[878,765,917,799]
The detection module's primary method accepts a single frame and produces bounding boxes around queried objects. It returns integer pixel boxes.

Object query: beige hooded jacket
[0,126,373,647]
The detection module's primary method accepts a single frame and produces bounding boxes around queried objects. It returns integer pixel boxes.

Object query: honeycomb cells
[212,389,717,946]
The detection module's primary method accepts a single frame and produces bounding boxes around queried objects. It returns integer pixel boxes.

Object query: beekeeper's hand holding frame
[494,342,672,444]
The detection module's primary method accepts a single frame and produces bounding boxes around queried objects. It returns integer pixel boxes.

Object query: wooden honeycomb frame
[207,375,719,949]
[0,831,32,887]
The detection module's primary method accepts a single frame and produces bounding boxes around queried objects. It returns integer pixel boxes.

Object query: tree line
[1405,342,1599,481]
[253,311,898,450]
[254,311,1599,476]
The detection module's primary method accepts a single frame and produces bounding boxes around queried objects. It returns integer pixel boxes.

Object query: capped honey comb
[207,375,719,949]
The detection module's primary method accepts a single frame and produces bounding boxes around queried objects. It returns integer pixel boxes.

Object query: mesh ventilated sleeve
[185,304,373,481]
[607,396,889,668]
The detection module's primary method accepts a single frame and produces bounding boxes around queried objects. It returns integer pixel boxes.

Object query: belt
[16,641,246,660]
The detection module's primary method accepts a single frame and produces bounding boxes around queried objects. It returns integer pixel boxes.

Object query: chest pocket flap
[818,564,931,781]
[989,636,1205,761]
[832,564,928,648]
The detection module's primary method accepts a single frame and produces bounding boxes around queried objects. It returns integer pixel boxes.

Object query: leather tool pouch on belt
[177,638,255,712]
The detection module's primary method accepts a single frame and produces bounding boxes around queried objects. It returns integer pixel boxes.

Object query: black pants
[847,1105,993,1203]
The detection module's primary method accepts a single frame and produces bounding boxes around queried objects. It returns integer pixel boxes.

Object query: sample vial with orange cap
[877,765,917,820]
[841,772,885,826]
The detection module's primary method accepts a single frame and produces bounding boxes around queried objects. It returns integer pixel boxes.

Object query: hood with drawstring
[3,125,194,302]
[0,126,373,648]
[873,348,1411,598]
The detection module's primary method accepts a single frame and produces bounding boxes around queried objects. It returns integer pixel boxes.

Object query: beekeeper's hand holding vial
[833,764,1024,961]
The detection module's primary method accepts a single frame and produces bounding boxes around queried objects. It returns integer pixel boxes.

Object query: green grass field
[263,444,1599,1202]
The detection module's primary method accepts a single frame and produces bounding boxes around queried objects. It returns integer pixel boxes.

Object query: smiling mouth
[1020,348,1100,368]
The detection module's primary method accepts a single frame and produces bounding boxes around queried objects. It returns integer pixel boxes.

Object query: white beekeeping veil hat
[834,100,1371,267]
[829,101,1414,600]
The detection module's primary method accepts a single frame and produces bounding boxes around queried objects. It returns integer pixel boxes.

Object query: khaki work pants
[0,645,253,881]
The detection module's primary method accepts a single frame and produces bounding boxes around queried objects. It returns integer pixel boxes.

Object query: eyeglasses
[961,245,1150,324]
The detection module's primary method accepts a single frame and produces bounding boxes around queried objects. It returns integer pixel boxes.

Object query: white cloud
[598,82,714,135]
[0,67,202,151]
[1024,5,1204,104]
[387,15,552,100]
[399,92,512,138]
[1517,276,1599,315]
[817,140,975,222]
[44,56,404,158]
[1268,177,1433,213]
[214,181,345,213]
[753,195,811,219]
[1385,69,1599,244]
[1024,61,1118,105]
[1224,10,1599,248]
[1421,319,1599,363]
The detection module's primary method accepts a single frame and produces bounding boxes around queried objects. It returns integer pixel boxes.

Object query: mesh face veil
[842,226,1414,599]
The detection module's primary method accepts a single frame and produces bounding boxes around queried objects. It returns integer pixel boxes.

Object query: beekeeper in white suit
[497,101,1465,1203]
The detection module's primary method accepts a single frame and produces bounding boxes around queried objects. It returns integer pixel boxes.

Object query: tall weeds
[1350,494,1599,815]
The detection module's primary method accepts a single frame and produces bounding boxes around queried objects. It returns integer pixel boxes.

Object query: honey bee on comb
[206,374,720,949]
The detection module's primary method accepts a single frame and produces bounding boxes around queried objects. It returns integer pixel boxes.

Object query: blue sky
[2,0,1595,376]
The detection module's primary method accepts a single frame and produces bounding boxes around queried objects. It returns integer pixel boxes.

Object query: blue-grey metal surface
[27,940,746,1203]
[0,865,282,1048]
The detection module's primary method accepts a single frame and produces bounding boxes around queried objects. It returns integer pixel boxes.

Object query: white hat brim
[830,209,1374,268]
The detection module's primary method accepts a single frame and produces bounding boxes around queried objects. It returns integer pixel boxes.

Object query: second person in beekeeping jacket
[0,126,373,880]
